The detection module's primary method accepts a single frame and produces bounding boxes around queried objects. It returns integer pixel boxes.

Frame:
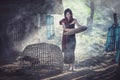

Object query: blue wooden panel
[46,15,55,39]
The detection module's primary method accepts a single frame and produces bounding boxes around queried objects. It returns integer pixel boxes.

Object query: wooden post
[113,13,117,51]
[113,13,120,67]
[113,13,118,26]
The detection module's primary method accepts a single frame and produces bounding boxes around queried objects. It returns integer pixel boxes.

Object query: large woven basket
[20,43,63,73]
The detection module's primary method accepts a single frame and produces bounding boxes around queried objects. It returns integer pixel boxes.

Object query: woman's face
[66,12,71,20]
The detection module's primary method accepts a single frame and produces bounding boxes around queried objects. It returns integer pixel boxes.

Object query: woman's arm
[74,19,82,28]
[61,22,73,32]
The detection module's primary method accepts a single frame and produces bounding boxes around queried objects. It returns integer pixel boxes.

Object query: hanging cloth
[105,24,120,63]
[115,25,120,50]
[105,24,116,52]
[115,25,120,63]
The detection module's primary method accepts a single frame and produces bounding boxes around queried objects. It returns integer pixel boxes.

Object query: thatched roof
[0,0,64,14]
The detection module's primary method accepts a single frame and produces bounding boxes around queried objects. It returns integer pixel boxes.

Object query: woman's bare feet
[69,64,75,71]
[64,64,75,72]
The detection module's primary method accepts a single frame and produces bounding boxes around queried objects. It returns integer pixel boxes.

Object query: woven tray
[63,26,87,35]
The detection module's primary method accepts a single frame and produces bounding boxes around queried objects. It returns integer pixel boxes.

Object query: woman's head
[64,8,73,21]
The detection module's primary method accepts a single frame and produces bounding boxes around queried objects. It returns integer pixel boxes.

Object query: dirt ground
[0,53,120,80]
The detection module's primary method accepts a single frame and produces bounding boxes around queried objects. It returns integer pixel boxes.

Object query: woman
[59,8,82,71]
